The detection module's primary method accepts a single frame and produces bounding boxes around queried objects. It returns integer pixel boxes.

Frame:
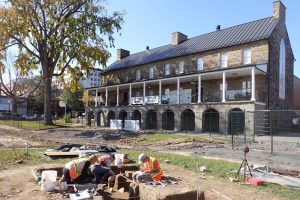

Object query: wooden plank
[44,151,80,156]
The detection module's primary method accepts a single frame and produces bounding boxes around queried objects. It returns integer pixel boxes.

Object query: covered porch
[86,66,267,107]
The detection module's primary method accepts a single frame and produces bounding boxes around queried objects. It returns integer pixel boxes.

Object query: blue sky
[106,0,300,77]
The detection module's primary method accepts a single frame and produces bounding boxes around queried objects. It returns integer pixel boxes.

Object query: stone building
[86,1,294,134]
[294,75,300,110]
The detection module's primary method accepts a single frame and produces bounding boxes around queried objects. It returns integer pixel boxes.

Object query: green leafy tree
[0,0,124,124]
[61,86,83,111]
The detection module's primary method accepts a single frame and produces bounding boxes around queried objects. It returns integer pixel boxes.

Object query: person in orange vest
[132,154,163,183]
[59,155,97,184]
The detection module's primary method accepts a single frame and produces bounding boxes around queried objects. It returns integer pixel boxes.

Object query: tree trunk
[12,97,18,120]
[43,73,53,125]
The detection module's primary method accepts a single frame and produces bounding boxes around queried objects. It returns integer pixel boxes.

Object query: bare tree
[0,52,41,118]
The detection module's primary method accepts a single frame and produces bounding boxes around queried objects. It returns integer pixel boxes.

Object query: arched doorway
[228,108,245,135]
[162,110,174,130]
[131,110,142,129]
[96,111,105,126]
[119,110,127,128]
[146,110,157,129]
[202,108,219,133]
[181,109,195,131]
[107,110,115,127]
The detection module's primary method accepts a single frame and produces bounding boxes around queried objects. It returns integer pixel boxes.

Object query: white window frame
[220,52,228,68]
[179,61,184,74]
[165,64,170,76]
[197,57,203,71]
[136,69,141,80]
[149,67,154,79]
[242,81,251,93]
[243,48,251,65]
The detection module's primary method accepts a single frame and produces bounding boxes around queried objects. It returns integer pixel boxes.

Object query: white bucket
[114,153,125,166]
[41,170,57,192]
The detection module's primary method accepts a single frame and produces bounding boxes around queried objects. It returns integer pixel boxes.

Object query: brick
[245,177,264,186]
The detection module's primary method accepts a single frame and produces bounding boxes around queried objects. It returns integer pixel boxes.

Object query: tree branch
[26,77,43,98]
[36,0,48,40]
[10,35,40,59]
[0,42,18,52]
[52,57,73,76]
[48,1,88,36]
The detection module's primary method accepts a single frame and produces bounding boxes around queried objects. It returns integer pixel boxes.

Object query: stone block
[129,182,140,200]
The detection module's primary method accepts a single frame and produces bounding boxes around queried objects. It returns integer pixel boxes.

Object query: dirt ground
[0,164,283,200]
[0,126,299,199]
[1,125,299,171]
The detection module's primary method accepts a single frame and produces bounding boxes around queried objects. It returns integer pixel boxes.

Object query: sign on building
[180,89,192,103]
[145,96,159,104]
[131,97,144,105]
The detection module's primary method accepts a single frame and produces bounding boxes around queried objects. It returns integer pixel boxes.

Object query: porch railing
[226,89,251,101]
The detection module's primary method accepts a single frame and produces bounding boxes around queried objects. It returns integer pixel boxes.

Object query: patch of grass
[262,183,300,200]
[0,120,68,131]
[136,133,228,145]
[121,149,300,200]
[121,149,237,178]
[0,148,69,171]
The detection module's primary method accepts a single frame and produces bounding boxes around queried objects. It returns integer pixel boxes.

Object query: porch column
[116,86,119,106]
[222,72,226,102]
[105,87,108,107]
[159,80,162,105]
[177,78,180,104]
[251,67,256,101]
[129,84,132,105]
[95,89,98,107]
[197,75,202,103]
[143,82,146,105]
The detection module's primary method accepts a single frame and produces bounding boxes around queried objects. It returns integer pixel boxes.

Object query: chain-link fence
[253,110,300,158]
[0,112,85,130]
[84,109,300,158]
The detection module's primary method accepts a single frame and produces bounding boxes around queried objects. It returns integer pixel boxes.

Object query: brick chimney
[172,32,187,45]
[117,49,130,60]
[273,0,286,22]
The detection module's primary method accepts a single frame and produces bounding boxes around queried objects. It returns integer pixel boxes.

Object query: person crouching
[59,155,97,184]
[91,154,116,184]
[132,154,163,183]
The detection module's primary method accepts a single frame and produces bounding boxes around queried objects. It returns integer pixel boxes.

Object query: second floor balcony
[86,66,267,108]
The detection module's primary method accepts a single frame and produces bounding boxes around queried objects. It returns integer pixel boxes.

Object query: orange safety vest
[65,158,88,180]
[144,157,163,181]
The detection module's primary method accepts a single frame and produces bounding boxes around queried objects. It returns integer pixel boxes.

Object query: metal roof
[104,17,278,73]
